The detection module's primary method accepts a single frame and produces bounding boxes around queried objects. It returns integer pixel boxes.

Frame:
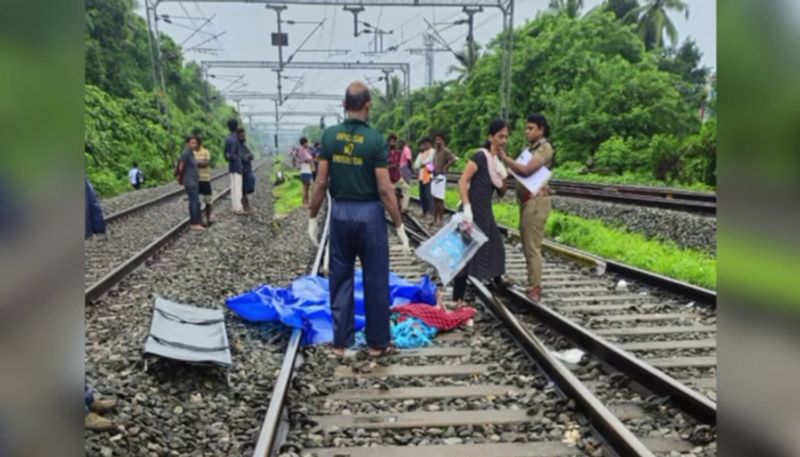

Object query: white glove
[308,217,319,246]
[396,224,410,254]
[462,204,473,225]
[494,155,509,179]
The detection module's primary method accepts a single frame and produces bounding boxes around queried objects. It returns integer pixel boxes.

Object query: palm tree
[447,42,482,82]
[603,0,640,23]
[548,0,584,18]
[384,75,402,105]
[625,0,689,49]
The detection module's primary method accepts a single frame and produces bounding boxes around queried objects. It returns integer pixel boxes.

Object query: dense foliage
[84,0,244,196]
[371,5,716,187]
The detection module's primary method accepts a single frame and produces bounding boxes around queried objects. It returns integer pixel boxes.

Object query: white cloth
[300,163,312,174]
[129,168,141,185]
[431,173,447,199]
[230,172,243,212]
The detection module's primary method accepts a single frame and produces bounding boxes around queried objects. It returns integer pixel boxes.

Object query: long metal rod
[500,286,717,424]
[470,279,657,457]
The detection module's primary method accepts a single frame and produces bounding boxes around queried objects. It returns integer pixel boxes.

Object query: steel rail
[105,169,232,224]
[403,211,714,451]
[252,196,331,457]
[405,201,715,424]
[547,185,716,214]
[550,179,716,202]
[85,162,266,304]
[498,286,717,424]
[444,173,717,214]
[469,279,657,457]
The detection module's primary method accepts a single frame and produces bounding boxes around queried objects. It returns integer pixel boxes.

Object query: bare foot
[190,224,205,231]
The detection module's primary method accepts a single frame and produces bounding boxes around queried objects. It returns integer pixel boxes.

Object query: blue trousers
[329,200,390,348]
[185,184,202,225]
[419,181,432,215]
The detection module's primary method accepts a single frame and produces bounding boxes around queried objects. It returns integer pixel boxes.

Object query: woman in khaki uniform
[498,114,553,303]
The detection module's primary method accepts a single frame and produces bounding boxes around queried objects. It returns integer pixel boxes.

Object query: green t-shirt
[319,118,388,200]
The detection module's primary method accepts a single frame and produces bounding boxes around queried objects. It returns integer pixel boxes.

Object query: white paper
[509,148,552,195]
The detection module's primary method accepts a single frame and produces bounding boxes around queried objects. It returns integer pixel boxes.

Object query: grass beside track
[411,186,717,289]
[272,171,304,216]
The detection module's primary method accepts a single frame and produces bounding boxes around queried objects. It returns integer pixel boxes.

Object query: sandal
[330,347,346,358]
[367,345,400,358]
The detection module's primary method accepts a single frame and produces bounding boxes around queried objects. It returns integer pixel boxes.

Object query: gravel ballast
[85,163,319,456]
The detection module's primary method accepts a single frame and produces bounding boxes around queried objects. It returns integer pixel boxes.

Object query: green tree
[625,0,689,49]
[85,0,154,97]
[657,39,710,110]
[84,0,239,196]
[548,0,584,18]
[371,11,700,182]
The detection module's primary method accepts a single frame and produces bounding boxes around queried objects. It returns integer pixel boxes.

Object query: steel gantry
[228,92,344,147]
[226,92,343,101]
[203,59,414,137]
[201,60,411,106]
[156,0,513,127]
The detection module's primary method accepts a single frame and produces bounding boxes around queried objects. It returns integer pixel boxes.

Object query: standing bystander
[307,81,410,358]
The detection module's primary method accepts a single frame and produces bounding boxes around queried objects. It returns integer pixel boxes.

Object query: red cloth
[391,304,476,331]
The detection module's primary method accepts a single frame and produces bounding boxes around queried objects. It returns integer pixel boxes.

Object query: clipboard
[508,148,552,194]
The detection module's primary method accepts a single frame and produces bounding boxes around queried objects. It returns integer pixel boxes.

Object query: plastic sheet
[226,271,437,345]
[414,213,488,285]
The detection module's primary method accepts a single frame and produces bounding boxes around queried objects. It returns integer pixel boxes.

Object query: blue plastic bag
[226,271,437,345]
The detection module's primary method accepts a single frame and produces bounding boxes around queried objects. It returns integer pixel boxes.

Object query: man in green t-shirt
[308,81,410,358]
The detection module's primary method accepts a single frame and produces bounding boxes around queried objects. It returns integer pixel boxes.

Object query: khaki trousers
[520,196,551,289]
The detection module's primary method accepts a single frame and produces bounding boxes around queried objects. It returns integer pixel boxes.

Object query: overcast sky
[138,0,716,132]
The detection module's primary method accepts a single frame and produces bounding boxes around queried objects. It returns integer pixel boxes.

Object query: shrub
[646,134,682,181]
[678,119,716,186]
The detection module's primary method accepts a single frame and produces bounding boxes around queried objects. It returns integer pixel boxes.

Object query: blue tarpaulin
[226,271,437,345]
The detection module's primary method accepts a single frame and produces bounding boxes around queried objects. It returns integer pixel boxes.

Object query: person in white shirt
[129,162,143,190]
[293,137,314,207]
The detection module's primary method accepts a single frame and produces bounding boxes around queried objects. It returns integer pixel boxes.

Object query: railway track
[84,161,265,302]
[104,168,234,223]
[444,173,716,215]
[251,202,716,456]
